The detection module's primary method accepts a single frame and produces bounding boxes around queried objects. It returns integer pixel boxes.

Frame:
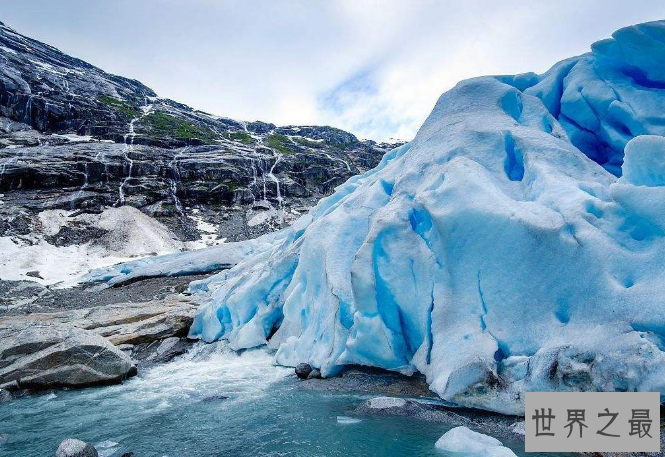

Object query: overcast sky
[2,1,664,140]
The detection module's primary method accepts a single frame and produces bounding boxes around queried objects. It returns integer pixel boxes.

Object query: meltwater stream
[1,343,568,457]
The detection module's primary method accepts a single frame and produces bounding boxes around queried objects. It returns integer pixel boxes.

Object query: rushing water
[1,344,568,457]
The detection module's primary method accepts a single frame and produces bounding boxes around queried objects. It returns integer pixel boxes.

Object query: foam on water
[84,342,290,409]
[0,343,572,457]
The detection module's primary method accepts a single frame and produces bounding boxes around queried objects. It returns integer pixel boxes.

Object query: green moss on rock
[227,131,255,145]
[140,112,217,143]
[294,137,324,149]
[98,95,138,117]
[266,134,297,154]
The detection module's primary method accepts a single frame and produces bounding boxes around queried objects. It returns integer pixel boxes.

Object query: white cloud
[2,0,665,140]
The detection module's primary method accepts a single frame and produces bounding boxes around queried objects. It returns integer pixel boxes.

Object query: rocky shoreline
[2,273,663,457]
[0,275,203,400]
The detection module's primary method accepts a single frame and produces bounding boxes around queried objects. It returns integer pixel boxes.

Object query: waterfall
[169,147,187,219]
[93,148,108,184]
[116,126,135,206]
[323,151,351,171]
[267,153,283,207]
[247,153,283,207]
[72,159,90,208]
[24,95,33,125]
[261,157,268,201]
[116,102,154,206]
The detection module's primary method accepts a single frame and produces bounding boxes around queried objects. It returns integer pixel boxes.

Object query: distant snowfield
[0,206,202,287]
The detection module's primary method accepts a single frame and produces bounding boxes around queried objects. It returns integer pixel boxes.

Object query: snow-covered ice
[435,427,516,457]
[0,206,183,286]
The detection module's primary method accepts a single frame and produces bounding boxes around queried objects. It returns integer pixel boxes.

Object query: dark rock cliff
[0,22,403,242]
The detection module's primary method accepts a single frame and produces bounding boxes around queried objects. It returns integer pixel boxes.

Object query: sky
[1,1,664,141]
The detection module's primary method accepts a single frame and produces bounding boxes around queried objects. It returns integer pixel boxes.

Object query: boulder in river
[295,363,312,379]
[307,368,322,379]
[0,323,136,390]
[55,438,98,457]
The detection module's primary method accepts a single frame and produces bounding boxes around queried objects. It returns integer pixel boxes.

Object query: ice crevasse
[186,21,665,415]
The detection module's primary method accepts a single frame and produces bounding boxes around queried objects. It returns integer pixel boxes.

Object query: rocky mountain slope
[0,20,400,284]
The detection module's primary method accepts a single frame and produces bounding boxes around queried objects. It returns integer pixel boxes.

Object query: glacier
[94,21,665,415]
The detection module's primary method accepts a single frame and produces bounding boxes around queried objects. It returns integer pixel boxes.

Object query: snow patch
[248,211,271,227]
[186,212,225,250]
[51,133,94,143]
[0,207,183,286]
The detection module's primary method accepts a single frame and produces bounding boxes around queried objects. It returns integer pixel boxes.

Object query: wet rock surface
[299,366,434,398]
[354,395,525,447]
[300,366,529,448]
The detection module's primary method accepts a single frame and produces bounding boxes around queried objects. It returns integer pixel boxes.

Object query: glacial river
[0,343,569,456]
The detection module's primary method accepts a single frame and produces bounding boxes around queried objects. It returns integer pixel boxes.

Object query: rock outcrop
[0,292,197,391]
[0,323,135,390]
[55,438,99,457]
[0,295,196,345]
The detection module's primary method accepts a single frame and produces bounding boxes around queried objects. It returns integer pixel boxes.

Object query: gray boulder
[307,368,322,379]
[55,438,98,457]
[0,323,136,390]
[295,363,312,379]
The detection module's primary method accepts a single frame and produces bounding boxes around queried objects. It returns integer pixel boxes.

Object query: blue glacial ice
[97,21,665,415]
[522,21,665,176]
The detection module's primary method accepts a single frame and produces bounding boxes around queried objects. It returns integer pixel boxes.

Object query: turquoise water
[0,344,566,457]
